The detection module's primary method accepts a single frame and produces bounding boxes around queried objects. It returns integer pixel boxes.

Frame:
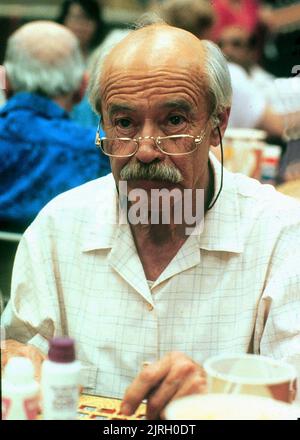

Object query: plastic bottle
[260,145,281,185]
[41,337,81,420]
[1,357,40,420]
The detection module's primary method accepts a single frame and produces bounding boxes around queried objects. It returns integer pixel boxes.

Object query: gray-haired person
[2,24,300,419]
[0,20,110,231]
[0,20,111,306]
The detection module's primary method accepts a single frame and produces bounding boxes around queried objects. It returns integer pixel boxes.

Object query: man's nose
[134,124,165,164]
[134,138,164,163]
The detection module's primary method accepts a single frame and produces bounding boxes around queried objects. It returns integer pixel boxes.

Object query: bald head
[102,24,206,85]
[89,23,232,126]
[5,20,85,97]
[106,24,204,66]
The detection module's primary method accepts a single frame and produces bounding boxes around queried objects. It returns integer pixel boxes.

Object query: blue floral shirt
[0,92,110,229]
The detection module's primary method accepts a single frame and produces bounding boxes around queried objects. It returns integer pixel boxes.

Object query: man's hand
[1,339,45,381]
[121,352,206,420]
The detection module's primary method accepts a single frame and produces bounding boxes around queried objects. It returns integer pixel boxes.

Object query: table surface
[77,394,300,420]
[77,394,146,420]
[39,393,300,420]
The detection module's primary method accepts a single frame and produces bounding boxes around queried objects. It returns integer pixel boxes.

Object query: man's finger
[146,359,199,420]
[158,372,207,420]
[121,366,164,415]
[121,355,175,415]
[172,371,207,400]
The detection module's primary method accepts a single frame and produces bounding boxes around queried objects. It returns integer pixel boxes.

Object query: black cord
[207,126,224,211]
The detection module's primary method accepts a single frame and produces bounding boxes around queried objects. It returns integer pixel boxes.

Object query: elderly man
[0,21,110,231]
[2,24,300,420]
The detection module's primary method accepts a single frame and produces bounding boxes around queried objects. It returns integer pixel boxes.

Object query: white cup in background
[203,354,297,403]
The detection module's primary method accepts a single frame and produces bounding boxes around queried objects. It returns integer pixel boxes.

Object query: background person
[154,0,284,137]
[0,20,110,231]
[57,0,107,62]
[217,24,274,89]
[0,21,111,303]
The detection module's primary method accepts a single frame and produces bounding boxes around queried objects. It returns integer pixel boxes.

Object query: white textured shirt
[2,155,300,398]
[228,63,266,129]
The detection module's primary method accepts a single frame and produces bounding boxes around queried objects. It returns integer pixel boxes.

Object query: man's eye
[168,115,185,125]
[116,118,132,128]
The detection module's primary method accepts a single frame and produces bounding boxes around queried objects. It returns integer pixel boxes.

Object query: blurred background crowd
[0,0,300,303]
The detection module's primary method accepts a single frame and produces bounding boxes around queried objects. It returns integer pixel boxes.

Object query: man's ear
[72,71,89,105]
[210,107,231,147]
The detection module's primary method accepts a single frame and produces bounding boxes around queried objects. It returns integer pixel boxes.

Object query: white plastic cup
[203,354,297,403]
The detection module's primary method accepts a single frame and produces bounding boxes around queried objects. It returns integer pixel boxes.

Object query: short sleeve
[1,219,60,348]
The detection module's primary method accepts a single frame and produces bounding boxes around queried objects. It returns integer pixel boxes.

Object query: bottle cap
[4,357,35,384]
[48,337,75,363]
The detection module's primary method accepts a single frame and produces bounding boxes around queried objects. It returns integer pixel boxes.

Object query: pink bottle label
[24,396,39,420]
[2,397,11,420]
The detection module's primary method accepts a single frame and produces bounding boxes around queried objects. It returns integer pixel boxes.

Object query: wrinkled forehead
[100,26,208,107]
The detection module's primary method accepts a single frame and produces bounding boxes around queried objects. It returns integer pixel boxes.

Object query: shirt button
[147,303,154,311]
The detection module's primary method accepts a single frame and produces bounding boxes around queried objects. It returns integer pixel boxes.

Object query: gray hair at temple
[201,40,232,126]
[4,21,85,97]
[88,21,232,127]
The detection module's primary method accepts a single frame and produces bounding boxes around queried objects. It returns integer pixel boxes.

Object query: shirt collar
[82,152,244,254]
[81,174,119,251]
[0,92,69,119]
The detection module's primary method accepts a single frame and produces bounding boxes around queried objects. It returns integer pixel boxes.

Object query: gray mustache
[120,161,183,183]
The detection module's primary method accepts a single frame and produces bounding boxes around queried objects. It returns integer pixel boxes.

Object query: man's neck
[129,160,214,244]
[128,162,214,280]
[130,222,188,281]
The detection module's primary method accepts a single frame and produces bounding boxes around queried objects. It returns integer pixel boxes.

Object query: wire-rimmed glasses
[95,125,208,158]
